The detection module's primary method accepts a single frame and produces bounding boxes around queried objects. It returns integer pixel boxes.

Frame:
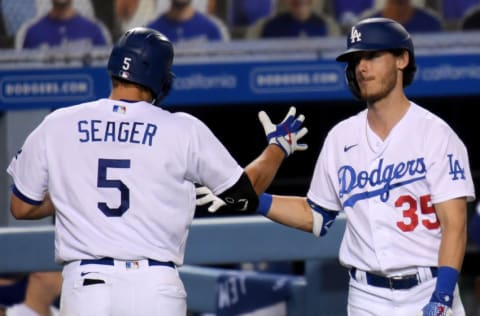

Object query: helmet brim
[336,49,364,62]
[336,47,394,62]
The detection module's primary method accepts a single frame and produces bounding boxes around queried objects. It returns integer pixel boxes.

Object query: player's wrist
[257,193,272,216]
[430,266,459,307]
[269,141,289,157]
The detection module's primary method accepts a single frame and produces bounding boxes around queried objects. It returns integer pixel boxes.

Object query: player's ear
[396,50,409,71]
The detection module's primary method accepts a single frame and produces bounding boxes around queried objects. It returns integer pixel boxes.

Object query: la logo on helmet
[350,27,362,43]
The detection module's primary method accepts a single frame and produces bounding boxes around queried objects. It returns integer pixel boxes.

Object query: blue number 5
[97,158,130,217]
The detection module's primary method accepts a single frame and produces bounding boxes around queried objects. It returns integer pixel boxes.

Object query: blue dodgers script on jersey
[77,120,157,146]
[338,154,467,208]
[339,157,427,208]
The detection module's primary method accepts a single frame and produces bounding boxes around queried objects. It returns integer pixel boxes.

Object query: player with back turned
[6,27,307,315]
[198,18,475,315]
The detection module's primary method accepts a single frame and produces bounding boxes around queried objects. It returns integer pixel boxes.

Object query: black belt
[80,258,175,269]
[349,267,438,290]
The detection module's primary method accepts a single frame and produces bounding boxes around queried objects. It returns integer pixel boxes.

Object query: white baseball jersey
[307,102,475,274]
[7,98,243,266]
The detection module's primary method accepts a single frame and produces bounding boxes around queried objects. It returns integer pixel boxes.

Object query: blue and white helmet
[336,18,416,99]
[107,27,174,105]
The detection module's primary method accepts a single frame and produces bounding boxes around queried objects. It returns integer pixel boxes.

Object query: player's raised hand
[195,185,226,213]
[258,106,308,157]
[418,301,453,316]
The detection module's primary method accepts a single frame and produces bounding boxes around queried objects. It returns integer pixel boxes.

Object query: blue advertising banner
[1,53,479,110]
[170,60,347,106]
[409,54,480,97]
[0,67,111,110]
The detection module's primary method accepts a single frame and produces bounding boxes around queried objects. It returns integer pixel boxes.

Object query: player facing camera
[193,17,474,316]
[336,17,417,101]
[107,27,174,106]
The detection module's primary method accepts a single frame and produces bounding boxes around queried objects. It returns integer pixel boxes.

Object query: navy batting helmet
[336,18,416,99]
[107,27,174,105]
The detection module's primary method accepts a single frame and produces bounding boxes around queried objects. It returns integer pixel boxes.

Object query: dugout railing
[0,215,347,315]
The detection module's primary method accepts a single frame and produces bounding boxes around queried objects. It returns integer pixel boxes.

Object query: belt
[80,258,175,269]
[349,267,438,290]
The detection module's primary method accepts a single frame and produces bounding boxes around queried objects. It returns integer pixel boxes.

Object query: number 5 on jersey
[97,158,131,217]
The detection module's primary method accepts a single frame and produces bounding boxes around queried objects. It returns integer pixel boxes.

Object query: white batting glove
[418,302,453,316]
[258,106,308,157]
[195,185,226,213]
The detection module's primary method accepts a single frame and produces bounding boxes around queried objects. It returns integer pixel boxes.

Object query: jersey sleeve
[185,117,243,195]
[425,125,475,204]
[7,118,49,203]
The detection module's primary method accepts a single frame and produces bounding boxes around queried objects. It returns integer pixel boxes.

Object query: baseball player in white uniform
[6,27,307,316]
[198,18,476,316]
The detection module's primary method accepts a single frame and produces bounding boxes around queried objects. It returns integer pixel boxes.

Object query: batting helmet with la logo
[335,18,417,99]
[350,26,362,44]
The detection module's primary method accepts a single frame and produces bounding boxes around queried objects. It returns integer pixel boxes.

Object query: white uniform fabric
[307,102,475,314]
[7,99,244,315]
[348,274,465,315]
[8,98,243,266]
[6,303,60,316]
[60,259,186,316]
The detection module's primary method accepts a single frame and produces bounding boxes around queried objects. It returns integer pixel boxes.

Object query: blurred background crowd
[0,0,480,51]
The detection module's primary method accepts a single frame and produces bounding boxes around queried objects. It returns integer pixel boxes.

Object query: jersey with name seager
[7,98,243,266]
[307,102,475,275]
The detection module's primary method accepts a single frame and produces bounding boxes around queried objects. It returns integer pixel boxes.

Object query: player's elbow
[10,203,28,219]
[219,173,259,212]
[308,199,339,237]
[10,194,37,219]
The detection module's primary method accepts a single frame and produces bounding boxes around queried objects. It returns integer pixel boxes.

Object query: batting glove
[258,106,308,157]
[419,266,457,316]
[419,290,454,316]
[195,185,226,213]
[418,301,453,316]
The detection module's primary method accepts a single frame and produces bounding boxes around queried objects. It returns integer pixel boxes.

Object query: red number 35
[395,194,440,232]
